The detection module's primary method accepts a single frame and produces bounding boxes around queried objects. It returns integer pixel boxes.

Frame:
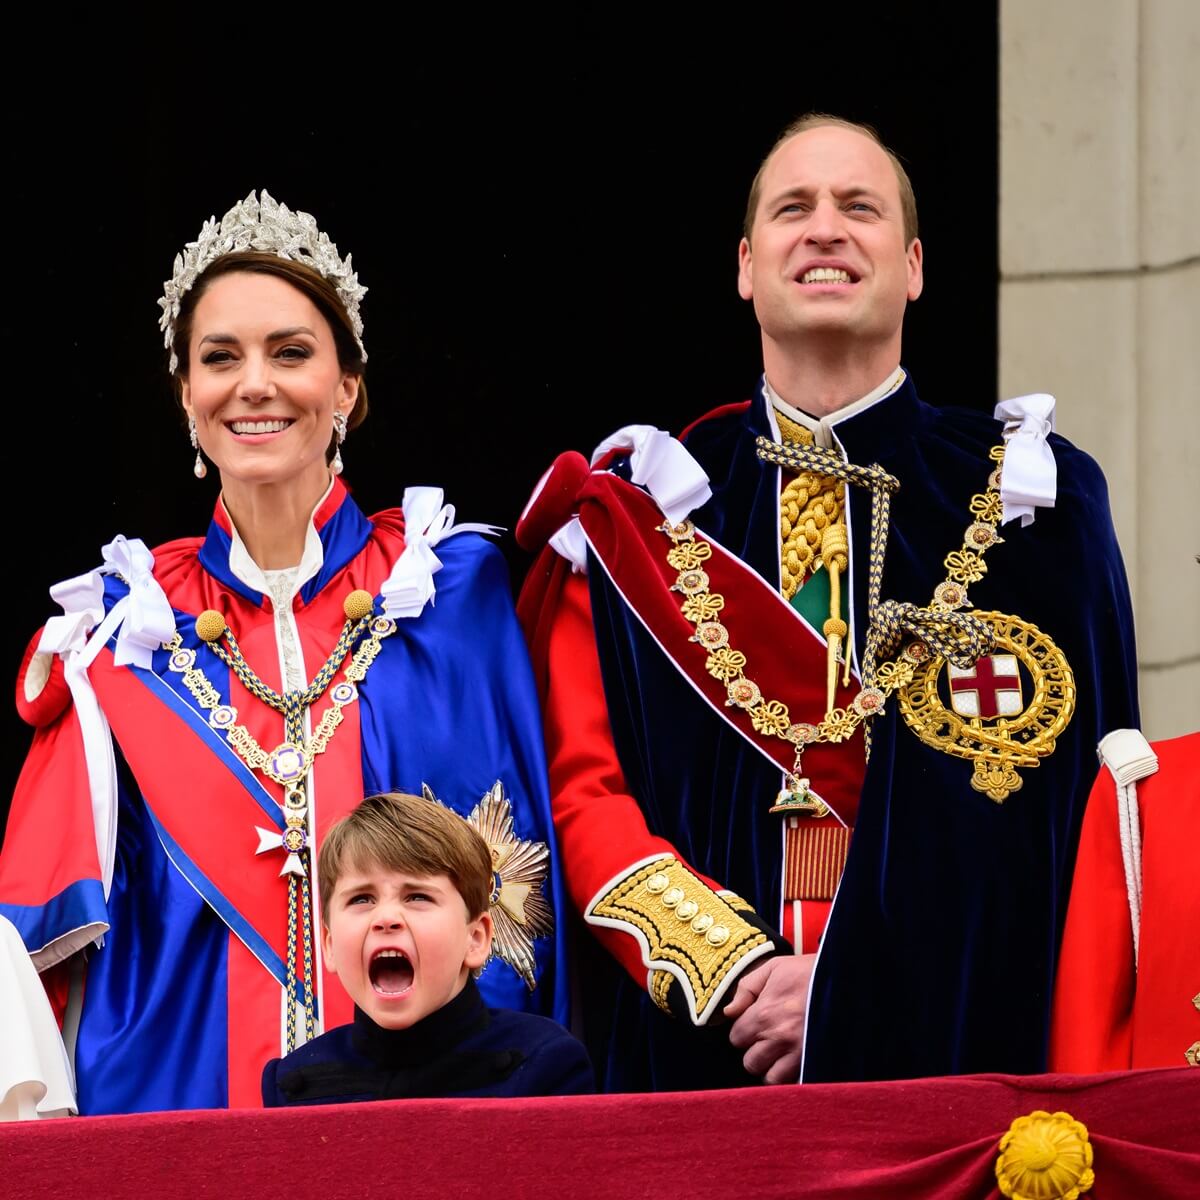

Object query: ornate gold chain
[661,444,1009,815]
[162,589,396,1049]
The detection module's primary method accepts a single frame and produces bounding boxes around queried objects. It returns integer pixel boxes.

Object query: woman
[0,192,567,1114]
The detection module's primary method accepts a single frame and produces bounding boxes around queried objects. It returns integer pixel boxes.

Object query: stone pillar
[1000,0,1200,739]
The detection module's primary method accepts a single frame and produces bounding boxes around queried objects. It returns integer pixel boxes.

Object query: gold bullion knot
[995,1110,1094,1200]
[195,609,227,643]
[779,470,845,600]
[343,589,375,621]
[587,855,770,1024]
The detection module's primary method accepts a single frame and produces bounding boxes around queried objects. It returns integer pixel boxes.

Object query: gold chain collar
[660,444,1010,815]
[162,588,395,1050]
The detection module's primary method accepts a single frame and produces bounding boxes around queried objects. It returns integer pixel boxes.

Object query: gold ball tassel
[821,523,850,711]
[343,590,375,622]
[195,610,228,644]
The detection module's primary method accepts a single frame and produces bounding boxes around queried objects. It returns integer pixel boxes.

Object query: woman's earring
[331,411,348,476]
[189,415,207,479]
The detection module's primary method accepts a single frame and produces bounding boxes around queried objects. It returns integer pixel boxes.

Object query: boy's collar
[350,974,489,1066]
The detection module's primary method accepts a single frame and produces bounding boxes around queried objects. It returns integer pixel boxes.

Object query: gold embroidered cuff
[586,855,774,1025]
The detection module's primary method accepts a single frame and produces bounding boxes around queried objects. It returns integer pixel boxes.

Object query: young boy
[261,792,593,1105]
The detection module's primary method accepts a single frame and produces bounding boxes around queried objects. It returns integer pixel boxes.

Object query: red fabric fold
[2,1068,1195,1200]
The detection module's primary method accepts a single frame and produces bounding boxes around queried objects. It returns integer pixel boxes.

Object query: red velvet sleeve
[15,628,71,728]
[1048,764,1134,1072]
[544,571,727,987]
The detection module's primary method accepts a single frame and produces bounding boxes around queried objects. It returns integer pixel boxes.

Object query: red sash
[575,471,864,828]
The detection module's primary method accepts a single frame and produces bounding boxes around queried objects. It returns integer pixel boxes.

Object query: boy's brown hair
[318,792,493,921]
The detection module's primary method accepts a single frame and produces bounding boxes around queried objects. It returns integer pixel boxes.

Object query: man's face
[737,125,922,352]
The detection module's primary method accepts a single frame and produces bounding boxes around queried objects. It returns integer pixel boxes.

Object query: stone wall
[1000,0,1199,738]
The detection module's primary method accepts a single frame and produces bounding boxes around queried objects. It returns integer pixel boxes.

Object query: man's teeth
[230,419,290,434]
[802,267,852,284]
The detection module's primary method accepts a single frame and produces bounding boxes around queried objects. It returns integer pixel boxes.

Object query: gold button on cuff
[587,855,771,1023]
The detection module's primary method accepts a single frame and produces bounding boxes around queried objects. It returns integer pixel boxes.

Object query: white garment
[0,915,76,1120]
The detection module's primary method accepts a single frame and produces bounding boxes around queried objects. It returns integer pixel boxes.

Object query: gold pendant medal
[898,610,1076,802]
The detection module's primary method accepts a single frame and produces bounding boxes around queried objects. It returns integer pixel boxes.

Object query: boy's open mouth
[369,948,414,995]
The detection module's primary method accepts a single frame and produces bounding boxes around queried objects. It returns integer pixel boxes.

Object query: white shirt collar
[223,477,334,603]
[764,366,906,449]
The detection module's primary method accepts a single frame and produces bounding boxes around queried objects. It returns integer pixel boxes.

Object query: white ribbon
[549,516,589,574]
[380,487,503,618]
[1097,728,1158,970]
[34,537,172,903]
[993,394,1057,527]
[96,537,177,668]
[590,425,712,526]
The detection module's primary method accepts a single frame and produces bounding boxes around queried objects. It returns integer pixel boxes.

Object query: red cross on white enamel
[947,653,1023,719]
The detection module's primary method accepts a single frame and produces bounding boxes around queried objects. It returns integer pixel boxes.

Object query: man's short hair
[319,792,494,921]
[743,113,919,246]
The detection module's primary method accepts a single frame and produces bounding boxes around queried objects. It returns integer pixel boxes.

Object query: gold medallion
[898,610,1076,802]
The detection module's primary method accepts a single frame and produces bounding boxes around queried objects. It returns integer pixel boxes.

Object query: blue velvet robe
[585,375,1138,1087]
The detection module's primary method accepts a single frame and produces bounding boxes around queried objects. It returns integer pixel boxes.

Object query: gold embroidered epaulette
[585,855,774,1025]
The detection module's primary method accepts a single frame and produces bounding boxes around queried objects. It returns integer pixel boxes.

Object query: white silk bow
[590,425,712,526]
[35,536,174,903]
[549,517,589,574]
[381,487,503,618]
[994,394,1058,527]
[542,425,713,575]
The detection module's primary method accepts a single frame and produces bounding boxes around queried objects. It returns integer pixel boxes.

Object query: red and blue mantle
[0,479,567,1113]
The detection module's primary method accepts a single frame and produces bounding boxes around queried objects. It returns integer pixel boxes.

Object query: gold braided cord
[756,439,899,641]
[300,874,316,1042]
[208,615,370,732]
[780,472,844,600]
[773,411,847,602]
[866,600,996,674]
[286,875,299,1051]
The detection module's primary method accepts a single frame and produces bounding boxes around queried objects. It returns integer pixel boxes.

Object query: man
[517,114,1138,1088]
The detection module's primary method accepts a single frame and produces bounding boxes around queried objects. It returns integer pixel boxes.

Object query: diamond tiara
[157,189,367,374]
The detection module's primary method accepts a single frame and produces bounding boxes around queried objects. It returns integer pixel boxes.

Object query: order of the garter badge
[898,610,1076,802]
